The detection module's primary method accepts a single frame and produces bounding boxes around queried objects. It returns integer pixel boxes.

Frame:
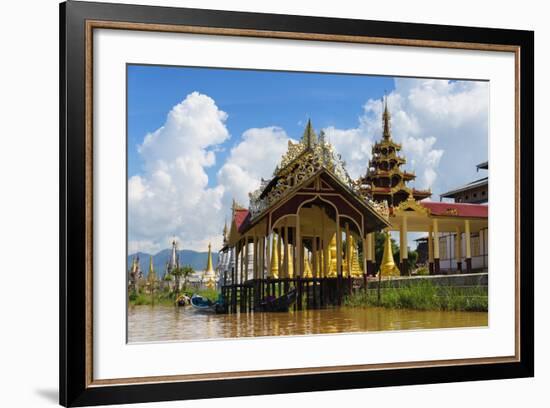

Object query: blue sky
[128,65,393,185]
[127,65,488,253]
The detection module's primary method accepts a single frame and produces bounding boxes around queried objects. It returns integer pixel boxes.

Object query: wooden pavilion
[217,100,489,312]
[220,120,390,310]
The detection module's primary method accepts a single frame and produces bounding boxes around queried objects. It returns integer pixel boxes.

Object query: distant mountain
[127,249,219,277]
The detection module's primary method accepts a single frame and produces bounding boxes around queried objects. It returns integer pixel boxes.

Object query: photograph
[126,65,490,343]
[0,0,541,406]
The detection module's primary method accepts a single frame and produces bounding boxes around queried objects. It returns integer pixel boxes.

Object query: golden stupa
[379,232,400,277]
[270,235,295,278]
[327,234,363,277]
[203,243,217,289]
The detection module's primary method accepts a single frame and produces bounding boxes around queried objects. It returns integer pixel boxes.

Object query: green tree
[172,265,195,294]
[407,249,419,271]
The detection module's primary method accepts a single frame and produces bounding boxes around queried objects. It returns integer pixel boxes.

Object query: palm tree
[172,265,194,295]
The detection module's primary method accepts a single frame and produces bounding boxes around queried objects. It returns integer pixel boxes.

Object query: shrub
[344,280,487,312]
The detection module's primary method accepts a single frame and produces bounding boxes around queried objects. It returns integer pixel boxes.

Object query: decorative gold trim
[89,355,518,387]
[86,20,519,52]
[84,19,522,388]
[85,20,94,388]
[514,46,521,360]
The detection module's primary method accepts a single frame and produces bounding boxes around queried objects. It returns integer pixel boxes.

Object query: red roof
[234,209,250,232]
[421,202,488,218]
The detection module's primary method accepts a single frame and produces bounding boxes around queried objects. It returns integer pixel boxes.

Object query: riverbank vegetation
[344,280,488,312]
[129,288,219,306]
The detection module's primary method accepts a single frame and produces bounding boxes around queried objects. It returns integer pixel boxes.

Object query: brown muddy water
[127,305,488,343]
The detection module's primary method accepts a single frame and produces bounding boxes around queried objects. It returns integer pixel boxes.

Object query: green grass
[182,288,219,301]
[129,288,220,306]
[344,280,488,312]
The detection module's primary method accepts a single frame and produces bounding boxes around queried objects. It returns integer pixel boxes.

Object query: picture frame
[59,0,534,406]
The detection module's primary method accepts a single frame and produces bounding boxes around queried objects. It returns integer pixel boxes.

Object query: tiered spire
[203,243,217,289]
[382,96,391,139]
[164,239,179,279]
[301,119,317,148]
[356,97,431,206]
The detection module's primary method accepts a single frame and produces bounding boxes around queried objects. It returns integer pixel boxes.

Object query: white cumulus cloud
[217,127,294,208]
[324,78,488,195]
[128,92,229,253]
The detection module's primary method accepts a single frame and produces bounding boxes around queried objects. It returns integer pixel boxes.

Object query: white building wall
[438,228,488,273]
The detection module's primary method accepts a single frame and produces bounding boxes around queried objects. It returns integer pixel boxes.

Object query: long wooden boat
[190,294,214,310]
[190,294,227,314]
[256,289,297,313]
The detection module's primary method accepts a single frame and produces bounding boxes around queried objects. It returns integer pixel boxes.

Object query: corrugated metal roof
[439,177,488,198]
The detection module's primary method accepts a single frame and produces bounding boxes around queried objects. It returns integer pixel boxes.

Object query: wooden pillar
[455,226,462,273]
[277,228,283,276]
[400,216,409,276]
[345,223,351,278]
[480,228,486,269]
[313,234,318,278]
[336,218,342,278]
[433,219,440,274]
[240,239,245,283]
[244,237,250,282]
[266,230,272,279]
[464,220,472,273]
[336,218,342,305]
[323,234,329,279]
[296,213,303,310]
[428,225,434,275]
[258,235,266,301]
[371,230,377,274]
[366,232,374,276]
[284,225,290,279]
[232,248,237,285]
[362,235,368,277]
[235,241,240,284]
[291,228,296,279]
[296,214,302,278]
[321,211,327,278]
[253,236,258,280]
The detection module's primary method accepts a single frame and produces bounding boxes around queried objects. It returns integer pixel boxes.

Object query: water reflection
[128,306,488,343]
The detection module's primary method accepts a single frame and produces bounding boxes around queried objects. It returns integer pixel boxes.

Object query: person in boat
[175,294,190,306]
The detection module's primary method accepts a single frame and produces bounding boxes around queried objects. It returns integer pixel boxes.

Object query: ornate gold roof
[249,120,363,218]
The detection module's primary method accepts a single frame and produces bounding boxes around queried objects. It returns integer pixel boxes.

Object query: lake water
[128,305,488,343]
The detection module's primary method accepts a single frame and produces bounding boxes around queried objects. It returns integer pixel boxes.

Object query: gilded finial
[205,242,214,273]
[301,118,317,148]
[382,94,391,139]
